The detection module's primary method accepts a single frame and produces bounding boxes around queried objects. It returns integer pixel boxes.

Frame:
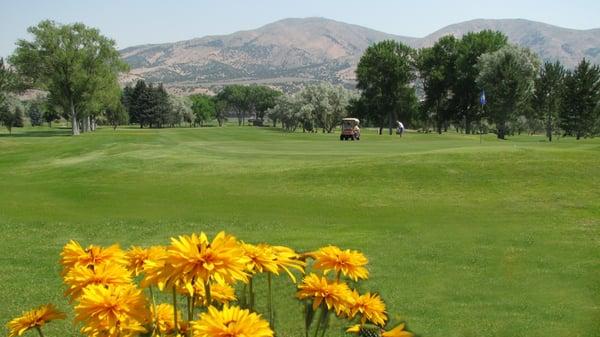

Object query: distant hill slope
[417,19,600,67]
[120,17,600,92]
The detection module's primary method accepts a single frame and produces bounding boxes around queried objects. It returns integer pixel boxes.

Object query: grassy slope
[0,126,598,337]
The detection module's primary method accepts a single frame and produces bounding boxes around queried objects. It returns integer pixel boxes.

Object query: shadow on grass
[0,128,72,138]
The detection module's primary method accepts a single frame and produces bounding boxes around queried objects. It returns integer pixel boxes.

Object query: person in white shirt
[396,121,405,137]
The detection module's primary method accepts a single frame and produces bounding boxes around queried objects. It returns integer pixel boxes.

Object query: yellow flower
[60,240,127,274]
[167,232,249,286]
[242,243,279,274]
[63,263,132,299]
[296,273,352,315]
[347,290,387,326]
[192,305,273,337]
[382,323,413,337]
[193,280,237,306]
[346,323,413,337]
[309,245,369,281]
[178,320,191,336]
[241,243,305,282]
[126,245,167,276]
[151,303,180,335]
[6,304,66,337]
[75,284,149,337]
[140,248,171,290]
[80,317,146,337]
[346,324,362,333]
[272,245,305,283]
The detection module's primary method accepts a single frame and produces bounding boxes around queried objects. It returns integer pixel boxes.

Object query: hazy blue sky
[1,0,599,57]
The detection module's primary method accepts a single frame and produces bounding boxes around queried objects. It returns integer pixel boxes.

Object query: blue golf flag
[480,90,486,106]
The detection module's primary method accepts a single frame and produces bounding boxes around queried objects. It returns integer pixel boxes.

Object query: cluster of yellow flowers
[5,231,412,337]
[298,246,412,337]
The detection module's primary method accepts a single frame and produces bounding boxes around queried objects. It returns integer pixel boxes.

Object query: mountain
[120,17,600,93]
[119,18,414,93]
[416,19,600,67]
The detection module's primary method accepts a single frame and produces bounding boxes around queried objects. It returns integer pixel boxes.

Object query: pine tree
[560,59,600,139]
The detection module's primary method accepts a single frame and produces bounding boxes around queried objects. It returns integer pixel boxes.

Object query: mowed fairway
[0,126,599,337]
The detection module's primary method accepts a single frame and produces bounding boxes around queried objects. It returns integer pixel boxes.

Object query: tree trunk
[497,121,506,139]
[71,99,80,136]
[546,114,552,142]
[465,117,472,135]
[82,116,89,132]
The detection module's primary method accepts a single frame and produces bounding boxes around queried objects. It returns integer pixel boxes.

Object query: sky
[1,0,599,57]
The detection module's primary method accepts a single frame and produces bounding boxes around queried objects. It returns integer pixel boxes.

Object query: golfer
[396,121,405,137]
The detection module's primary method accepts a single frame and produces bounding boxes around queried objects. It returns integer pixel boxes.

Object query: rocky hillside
[120,17,600,92]
[417,19,600,68]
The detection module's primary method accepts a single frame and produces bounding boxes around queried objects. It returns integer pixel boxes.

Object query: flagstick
[480,90,486,144]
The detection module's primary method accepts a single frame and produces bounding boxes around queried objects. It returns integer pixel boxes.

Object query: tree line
[351,31,600,140]
[1,21,599,140]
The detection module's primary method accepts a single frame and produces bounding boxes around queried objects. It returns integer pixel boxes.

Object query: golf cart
[340,118,360,141]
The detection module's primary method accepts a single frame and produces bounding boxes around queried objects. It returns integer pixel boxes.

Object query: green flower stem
[149,286,158,335]
[241,283,248,308]
[35,326,45,337]
[172,286,179,335]
[204,281,212,307]
[267,273,274,327]
[187,295,192,321]
[313,306,326,337]
[314,304,331,337]
[320,310,331,337]
[249,277,254,311]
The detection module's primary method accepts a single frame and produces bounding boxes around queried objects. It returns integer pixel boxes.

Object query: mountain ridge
[119,17,600,93]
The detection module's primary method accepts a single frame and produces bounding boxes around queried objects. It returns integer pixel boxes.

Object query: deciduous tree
[356,40,416,135]
[418,35,458,134]
[455,30,508,133]
[533,61,565,141]
[476,45,539,139]
[190,94,215,127]
[297,83,350,133]
[10,20,127,135]
[0,96,24,134]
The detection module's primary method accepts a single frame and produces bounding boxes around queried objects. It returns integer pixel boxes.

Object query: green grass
[0,125,599,337]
